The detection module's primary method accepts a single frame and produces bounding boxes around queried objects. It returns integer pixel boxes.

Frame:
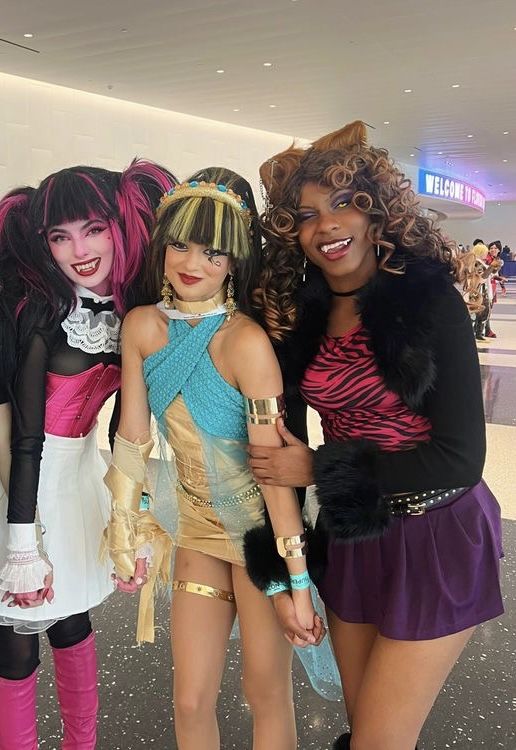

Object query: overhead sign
[418,169,485,213]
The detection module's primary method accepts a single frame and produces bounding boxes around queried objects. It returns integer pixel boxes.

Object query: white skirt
[0,427,114,632]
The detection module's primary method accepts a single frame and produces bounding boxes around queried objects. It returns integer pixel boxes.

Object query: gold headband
[157,180,252,227]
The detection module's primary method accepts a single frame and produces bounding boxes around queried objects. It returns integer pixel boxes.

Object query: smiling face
[47,218,114,295]
[164,238,230,301]
[297,181,377,291]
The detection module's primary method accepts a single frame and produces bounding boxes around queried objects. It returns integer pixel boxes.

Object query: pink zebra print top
[300,325,431,452]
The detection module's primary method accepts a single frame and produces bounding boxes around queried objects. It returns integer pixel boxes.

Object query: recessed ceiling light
[383,121,390,125]
[438,151,443,155]
[121,28,128,33]
[23,33,34,38]
[451,83,460,88]
[263,62,272,67]
[269,104,277,108]
[497,202,501,206]
[410,153,415,157]
[403,89,412,93]
[233,108,240,112]
[216,69,225,74]
[499,183,503,186]
[474,170,480,173]
[467,134,473,138]
[503,159,508,162]
[503,131,509,135]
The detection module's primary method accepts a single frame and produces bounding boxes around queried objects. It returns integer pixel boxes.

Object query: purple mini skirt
[318,480,504,640]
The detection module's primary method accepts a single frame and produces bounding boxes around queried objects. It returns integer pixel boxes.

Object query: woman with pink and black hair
[0,160,176,750]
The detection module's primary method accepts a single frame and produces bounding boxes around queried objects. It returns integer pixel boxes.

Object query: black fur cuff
[243,518,289,592]
[313,439,391,541]
[333,733,351,749]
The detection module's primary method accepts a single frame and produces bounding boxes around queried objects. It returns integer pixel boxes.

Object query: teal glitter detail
[143,315,247,440]
[217,184,227,192]
[189,180,199,187]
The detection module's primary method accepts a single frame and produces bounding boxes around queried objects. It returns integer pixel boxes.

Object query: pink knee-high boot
[52,632,99,749]
[0,671,38,750]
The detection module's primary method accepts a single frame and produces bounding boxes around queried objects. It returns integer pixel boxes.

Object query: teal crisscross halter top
[143,314,247,440]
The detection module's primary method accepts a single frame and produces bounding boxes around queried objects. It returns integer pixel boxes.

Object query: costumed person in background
[249,121,504,750]
[453,249,486,319]
[104,167,325,750]
[485,241,508,335]
[0,160,175,750]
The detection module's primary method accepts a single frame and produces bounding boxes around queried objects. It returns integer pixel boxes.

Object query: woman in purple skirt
[248,121,504,750]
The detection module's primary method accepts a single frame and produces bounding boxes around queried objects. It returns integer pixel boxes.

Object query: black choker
[332,285,366,297]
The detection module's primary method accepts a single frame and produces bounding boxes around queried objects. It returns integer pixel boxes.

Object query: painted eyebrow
[298,188,350,210]
[48,219,106,233]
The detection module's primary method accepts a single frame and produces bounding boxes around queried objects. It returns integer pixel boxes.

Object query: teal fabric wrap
[143,315,247,440]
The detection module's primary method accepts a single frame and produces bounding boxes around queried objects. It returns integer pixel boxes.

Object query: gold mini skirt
[175,483,264,566]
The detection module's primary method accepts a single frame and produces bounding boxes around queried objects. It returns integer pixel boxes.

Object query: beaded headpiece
[157,180,252,228]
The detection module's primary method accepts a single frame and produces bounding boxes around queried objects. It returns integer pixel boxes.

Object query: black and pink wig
[30,159,176,314]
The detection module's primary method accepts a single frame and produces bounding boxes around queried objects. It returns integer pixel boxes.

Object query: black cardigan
[244,256,486,588]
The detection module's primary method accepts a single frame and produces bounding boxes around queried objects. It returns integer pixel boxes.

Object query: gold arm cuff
[245,394,286,425]
[276,533,307,558]
[172,580,235,603]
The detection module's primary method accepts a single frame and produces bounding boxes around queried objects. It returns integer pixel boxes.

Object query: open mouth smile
[317,237,353,260]
[71,258,101,276]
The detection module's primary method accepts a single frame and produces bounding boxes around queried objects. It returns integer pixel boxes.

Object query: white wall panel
[440,202,516,248]
[0,72,296,199]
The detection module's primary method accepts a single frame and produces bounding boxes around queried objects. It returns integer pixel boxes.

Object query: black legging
[0,612,92,680]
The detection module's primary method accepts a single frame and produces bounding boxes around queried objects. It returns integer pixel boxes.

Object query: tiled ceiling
[1,0,515,200]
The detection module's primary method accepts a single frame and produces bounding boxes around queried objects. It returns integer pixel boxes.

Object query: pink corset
[45,363,121,437]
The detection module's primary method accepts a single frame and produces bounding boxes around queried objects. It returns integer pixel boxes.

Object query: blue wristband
[290,572,310,590]
[265,580,290,597]
[139,492,150,512]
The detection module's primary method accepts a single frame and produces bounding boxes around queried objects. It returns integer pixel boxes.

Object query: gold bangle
[245,394,285,425]
[276,533,307,558]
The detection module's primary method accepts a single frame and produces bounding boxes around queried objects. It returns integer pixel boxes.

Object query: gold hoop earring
[161,274,173,309]
[225,275,237,320]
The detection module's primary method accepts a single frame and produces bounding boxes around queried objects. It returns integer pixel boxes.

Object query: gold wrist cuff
[276,533,307,558]
[245,394,285,425]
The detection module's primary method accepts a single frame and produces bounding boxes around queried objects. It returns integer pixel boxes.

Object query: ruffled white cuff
[0,523,52,594]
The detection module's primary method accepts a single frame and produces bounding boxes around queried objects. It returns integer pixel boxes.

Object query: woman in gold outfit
[103,167,324,750]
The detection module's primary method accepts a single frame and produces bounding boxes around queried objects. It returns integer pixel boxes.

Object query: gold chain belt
[176,481,261,508]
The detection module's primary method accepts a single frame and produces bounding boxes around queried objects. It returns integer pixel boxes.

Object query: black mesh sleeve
[7,330,52,523]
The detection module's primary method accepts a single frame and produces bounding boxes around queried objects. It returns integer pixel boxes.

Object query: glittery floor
[33,286,515,749]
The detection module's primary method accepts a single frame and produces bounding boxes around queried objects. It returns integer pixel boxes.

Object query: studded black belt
[386,487,469,517]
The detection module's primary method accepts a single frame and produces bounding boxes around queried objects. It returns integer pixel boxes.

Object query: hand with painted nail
[113,557,149,593]
[2,572,55,608]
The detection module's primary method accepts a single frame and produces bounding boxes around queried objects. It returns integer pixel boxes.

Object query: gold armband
[245,394,285,425]
[276,533,307,558]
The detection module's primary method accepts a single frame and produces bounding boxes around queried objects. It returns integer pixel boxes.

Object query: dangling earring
[376,243,381,259]
[302,256,307,283]
[225,275,237,320]
[161,274,173,309]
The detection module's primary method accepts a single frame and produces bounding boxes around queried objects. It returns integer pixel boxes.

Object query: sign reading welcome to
[418,169,485,213]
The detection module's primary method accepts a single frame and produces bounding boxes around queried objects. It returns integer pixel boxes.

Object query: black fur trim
[279,256,453,411]
[313,440,391,541]
[357,256,451,411]
[333,732,352,749]
[243,518,289,591]
[305,520,329,585]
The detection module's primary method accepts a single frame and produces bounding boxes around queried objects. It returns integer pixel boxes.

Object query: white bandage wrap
[0,523,52,595]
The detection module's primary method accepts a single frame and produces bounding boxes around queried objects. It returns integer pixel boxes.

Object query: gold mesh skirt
[175,483,264,565]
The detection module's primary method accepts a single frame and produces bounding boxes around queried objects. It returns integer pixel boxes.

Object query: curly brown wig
[255,121,454,342]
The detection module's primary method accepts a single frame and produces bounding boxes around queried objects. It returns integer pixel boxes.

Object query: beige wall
[0,71,298,199]
[440,201,516,249]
